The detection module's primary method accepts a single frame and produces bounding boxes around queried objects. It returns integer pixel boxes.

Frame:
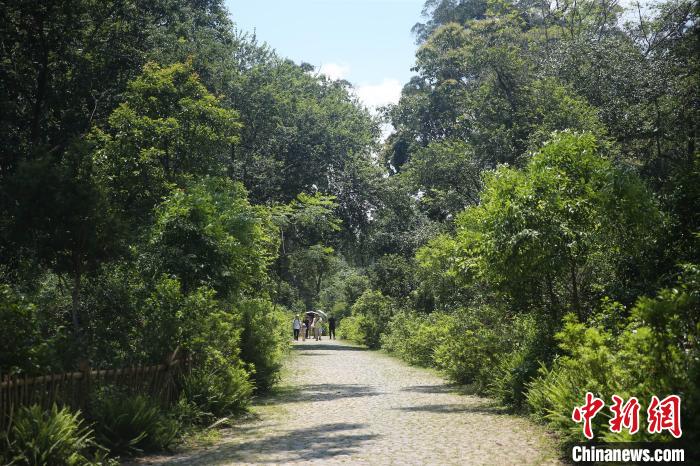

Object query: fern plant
[89,389,180,455]
[3,404,101,466]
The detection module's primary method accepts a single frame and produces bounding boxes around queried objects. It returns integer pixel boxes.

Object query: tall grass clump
[2,404,111,466]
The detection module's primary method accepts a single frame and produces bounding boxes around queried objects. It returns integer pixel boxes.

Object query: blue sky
[225,0,426,108]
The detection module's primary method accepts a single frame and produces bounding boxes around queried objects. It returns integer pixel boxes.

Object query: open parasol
[306,309,328,320]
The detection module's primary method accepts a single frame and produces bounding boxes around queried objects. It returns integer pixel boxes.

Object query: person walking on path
[303,316,310,339]
[312,315,322,340]
[328,316,336,339]
[292,315,301,340]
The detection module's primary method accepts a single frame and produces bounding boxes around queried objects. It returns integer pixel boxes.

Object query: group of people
[292,312,336,341]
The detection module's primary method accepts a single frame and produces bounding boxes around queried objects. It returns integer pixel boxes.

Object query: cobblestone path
[148,339,561,465]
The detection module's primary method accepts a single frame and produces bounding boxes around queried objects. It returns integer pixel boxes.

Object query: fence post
[162,348,179,405]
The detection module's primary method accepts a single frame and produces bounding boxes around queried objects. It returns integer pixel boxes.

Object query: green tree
[146,177,276,298]
[288,245,337,312]
[457,132,661,317]
[401,140,482,220]
[3,142,122,343]
[94,61,241,224]
[270,192,342,309]
[0,0,233,174]
[225,58,380,242]
[369,254,417,301]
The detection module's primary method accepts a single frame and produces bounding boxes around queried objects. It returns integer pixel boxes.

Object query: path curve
[147,339,561,465]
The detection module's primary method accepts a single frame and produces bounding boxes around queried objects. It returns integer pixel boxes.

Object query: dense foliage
[2,405,110,466]
[0,0,377,459]
[0,0,697,458]
[339,0,698,447]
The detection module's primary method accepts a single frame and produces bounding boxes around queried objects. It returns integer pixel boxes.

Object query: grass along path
[137,339,562,465]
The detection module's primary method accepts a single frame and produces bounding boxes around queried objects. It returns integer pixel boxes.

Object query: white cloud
[355,79,402,111]
[318,62,351,81]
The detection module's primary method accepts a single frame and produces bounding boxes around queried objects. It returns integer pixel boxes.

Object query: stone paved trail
[143,339,562,465]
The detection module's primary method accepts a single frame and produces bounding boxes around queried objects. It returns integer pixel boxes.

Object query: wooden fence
[0,349,191,433]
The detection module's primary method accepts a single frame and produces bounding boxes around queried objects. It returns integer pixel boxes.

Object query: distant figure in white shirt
[292,315,301,340]
[312,315,322,340]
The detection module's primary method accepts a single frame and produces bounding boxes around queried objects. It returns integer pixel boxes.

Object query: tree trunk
[30,37,48,146]
[546,272,558,319]
[314,271,324,308]
[570,261,581,320]
[71,262,83,343]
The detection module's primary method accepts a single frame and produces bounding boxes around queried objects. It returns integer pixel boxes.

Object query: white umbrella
[306,309,328,320]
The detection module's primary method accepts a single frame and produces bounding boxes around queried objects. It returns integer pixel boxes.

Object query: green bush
[488,313,554,410]
[526,317,621,442]
[340,290,394,349]
[527,265,699,443]
[89,389,180,455]
[381,311,445,367]
[140,278,243,365]
[0,285,49,374]
[3,404,107,466]
[380,305,552,409]
[432,306,507,392]
[180,364,252,423]
[140,277,258,405]
[238,299,289,392]
[337,314,373,346]
[380,311,414,359]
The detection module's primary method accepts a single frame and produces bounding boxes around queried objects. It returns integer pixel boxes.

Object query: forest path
[144,339,561,465]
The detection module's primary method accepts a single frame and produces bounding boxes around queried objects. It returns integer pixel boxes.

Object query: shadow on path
[165,423,379,465]
[394,403,508,415]
[401,383,483,397]
[292,343,367,352]
[268,383,383,403]
[401,384,460,394]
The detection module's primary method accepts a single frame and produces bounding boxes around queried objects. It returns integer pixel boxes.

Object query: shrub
[141,278,241,365]
[238,299,289,392]
[381,311,446,367]
[89,389,180,455]
[339,313,376,347]
[3,404,105,466]
[381,305,552,409]
[0,285,48,374]
[140,278,257,405]
[380,311,413,358]
[526,317,620,442]
[527,265,699,443]
[432,306,508,392]
[488,313,554,410]
[336,314,364,343]
[180,364,252,424]
[341,290,395,349]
